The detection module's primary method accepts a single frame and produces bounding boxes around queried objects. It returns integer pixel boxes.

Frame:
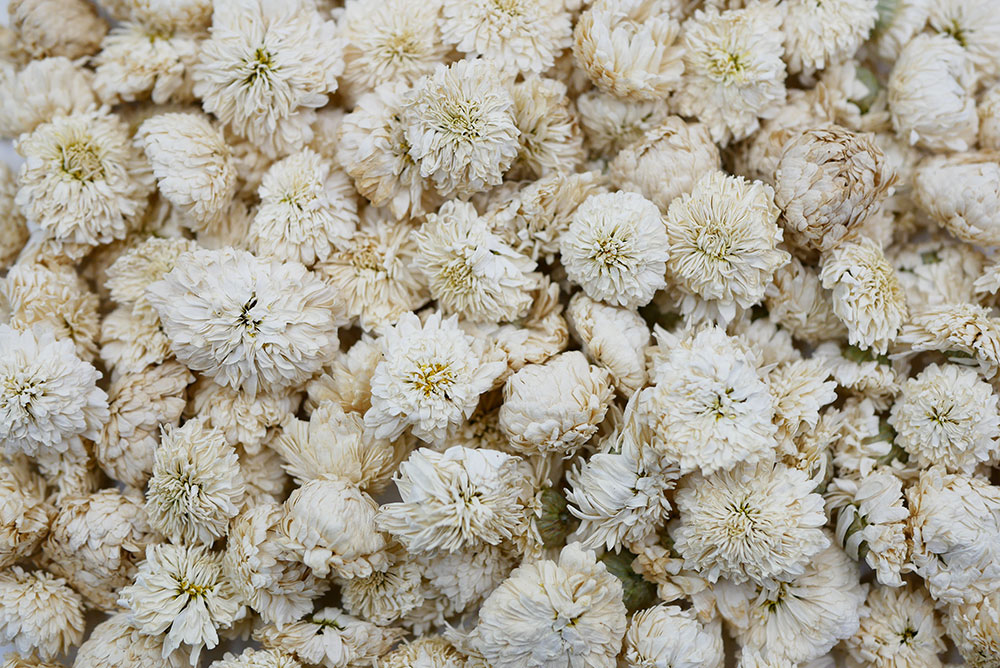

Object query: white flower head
[898,303,1000,379]
[93,23,199,106]
[193,0,343,157]
[0,164,28,270]
[364,311,506,443]
[913,152,1000,248]
[576,89,670,157]
[471,542,627,668]
[567,292,651,396]
[403,59,520,199]
[675,4,787,145]
[560,190,669,309]
[639,324,778,475]
[0,567,84,661]
[0,324,108,457]
[74,611,189,668]
[209,648,301,668]
[945,591,1000,668]
[145,247,341,397]
[0,462,51,570]
[845,583,945,668]
[188,377,299,455]
[377,445,532,553]
[573,0,685,100]
[781,0,878,75]
[0,56,96,138]
[666,170,789,324]
[832,471,909,587]
[416,543,515,620]
[442,0,571,75]
[145,417,245,545]
[118,543,245,666]
[623,604,724,668]
[340,550,424,626]
[8,0,107,60]
[508,76,584,180]
[673,460,829,585]
[415,200,537,324]
[928,0,1000,81]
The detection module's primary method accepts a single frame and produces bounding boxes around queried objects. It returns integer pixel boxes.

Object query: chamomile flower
[0,567,84,661]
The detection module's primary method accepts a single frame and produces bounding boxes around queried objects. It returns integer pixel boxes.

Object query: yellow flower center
[408,361,456,398]
[60,141,105,182]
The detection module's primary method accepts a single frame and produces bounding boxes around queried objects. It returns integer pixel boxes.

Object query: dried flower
[0,567,84,660]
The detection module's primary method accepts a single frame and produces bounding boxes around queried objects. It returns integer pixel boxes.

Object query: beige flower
[913,152,1000,247]
[8,0,106,59]
[93,24,198,105]
[566,292,651,396]
[0,461,50,570]
[623,604,724,668]
[73,611,189,668]
[508,76,584,180]
[781,0,878,75]
[845,583,945,668]
[0,567,84,661]
[0,56,95,138]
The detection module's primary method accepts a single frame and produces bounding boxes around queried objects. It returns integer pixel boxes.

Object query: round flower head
[507,76,584,180]
[666,170,788,324]
[209,648,301,668]
[906,467,1000,605]
[892,237,985,311]
[832,471,909,587]
[675,4,786,145]
[0,56,96,139]
[41,489,153,610]
[145,247,341,397]
[15,109,153,252]
[898,303,1000,379]
[764,256,845,344]
[980,85,1000,151]
[340,550,423,626]
[609,116,720,213]
[74,611,189,668]
[638,324,777,475]
[402,59,520,199]
[774,125,896,255]
[0,462,51,570]
[888,33,977,152]
[566,292,650,396]
[105,236,200,310]
[945,591,1000,668]
[135,113,237,231]
[278,477,389,579]
[193,0,343,157]
[914,152,1000,247]
[441,0,571,75]
[871,0,930,61]
[145,418,245,545]
[188,378,298,455]
[379,636,467,668]
[471,542,627,668]
[364,311,506,443]
[781,0,877,75]
[673,461,829,585]
[560,190,669,309]
[118,543,245,666]
[92,23,198,106]
[573,0,684,100]
[928,0,1000,81]
[889,364,999,474]
[306,335,381,415]
[0,165,28,269]
[0,567,83,661]
[415,200,536,323]
[338,0,448,101]
[623,604,723,668]
[250,149,357,267]
[8,0,107,59]
[97,0,212,31]
[0,324,108,457]
[499,351,614,456]
[844,583,946,668]
[416,543,515,622]
[377,445,531,553]
[820,237,907,355]
[716,542,867,664]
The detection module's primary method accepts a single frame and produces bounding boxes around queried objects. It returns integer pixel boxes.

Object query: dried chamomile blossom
[378,445,531,553]
[193,0,343,158]
[0,461,50,570]
[561,190,669,308]
[415,543,515,623]
[0,165,27,270]
[768,358,837,448]
[0,57,95,138]
[913,152,1000,247]
[378,636,468,668]
[716,542,867,664]
[831,397,913,479]
[927,0,1000,81]
[906,466,1000,605]
[209,648,301,668]
[889,363,999,474]
[831,471,909,587]
[118,543,245,665]
[364,311,506,442]
[145,418,245,544]
[0,567,83,661]
[773,125,896,255]
[666,170,788,324]
[254,607,404,668]
[508,77,584,180]
[73,611,188,668]
[819,236,907,354]
[442,0,570,75]
[891,237,986,310]
[623,604,724,668]
[41,488,153,610]
[101,0,211,32]
[223,502,323,625]
[340,548,424,626]
[146,247,341,396]
[567,292,651,396]
[575,90,669,157]
[0,324,108,457]
[573,0,684,100]
[15,109,153,253]
[99,303,173,377]
[812,342,899,410]
[980,85,1000,151]
[403,59,520,199]
[780,0,877,76]
[764,259,844,344]
[414,200,537,323]
[845,583,945,668]
[338,0,447,102]
[105,236,199,310]
[675,4,786,145]
[673,460,829,585]
[469,542,626,668]
[305,335,381,415]
[944,591,1000,668]
[278,476,389,579]
[610,116,720,213]
[499,351,614,456]
[92,24,199,106]
[898,303,1000,377]
[638,324,777,475]
[135,113,237,231]
[871,0,930,61]
[236,443,290,507]
[1,262,100,361]
[887,33,978,152]
[187,378,298,455]
[8,0,107,60]
[250,149,358,267]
